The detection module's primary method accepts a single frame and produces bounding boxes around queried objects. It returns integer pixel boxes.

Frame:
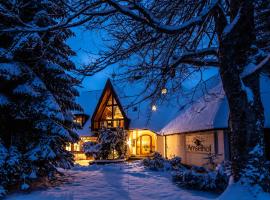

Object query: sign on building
[185,133,214,153]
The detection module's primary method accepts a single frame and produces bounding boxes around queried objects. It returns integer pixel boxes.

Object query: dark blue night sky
[68,27,219,92]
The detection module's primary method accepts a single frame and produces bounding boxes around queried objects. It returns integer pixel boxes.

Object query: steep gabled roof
[91,79,129,129]
[75,74,270,136]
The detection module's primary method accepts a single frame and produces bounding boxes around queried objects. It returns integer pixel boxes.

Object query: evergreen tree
[255,0,270,77]
[255,0,270,53]
[0,0,81,192]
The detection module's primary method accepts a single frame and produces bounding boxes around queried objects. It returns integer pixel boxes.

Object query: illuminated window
[152,105,157,112]
[74,142,81,152]
[98,94,124,129]
[65,143,71,151]
[161,88,167,94]
[74,114,88,127]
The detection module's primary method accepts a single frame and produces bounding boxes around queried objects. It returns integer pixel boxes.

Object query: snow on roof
[111,81,186,133]
[75,74,270,136]
[160,74,270,135]
[75,80,183,134]
[159,83,228,135]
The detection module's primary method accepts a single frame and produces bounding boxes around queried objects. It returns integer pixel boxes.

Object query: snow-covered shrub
[202,153,221,170]
[0,142,23,193]
[143,153,185,171]
[241,144,270,192]
[264,161,270,193]
[172,162,229,193]
[169,156,185,170]
[143,152,170,170]
[84,128,128,160]
[83,142,100,159]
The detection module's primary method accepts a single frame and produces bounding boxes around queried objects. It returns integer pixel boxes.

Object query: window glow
[65,143,71,151]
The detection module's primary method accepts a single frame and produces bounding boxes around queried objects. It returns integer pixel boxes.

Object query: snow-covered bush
[240,144,270,193]
[143,153,185,171]
[83,142,100,159]
[172,162,229,193]
[143,152,170,171]
[0,142,23,193]
[169,156,185,170]
[264,161,270,193]
[143,152,229,192]
[202,153,221,170]
[84,128,128,160]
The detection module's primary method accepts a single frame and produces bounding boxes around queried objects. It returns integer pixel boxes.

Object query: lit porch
[127,129,157,157]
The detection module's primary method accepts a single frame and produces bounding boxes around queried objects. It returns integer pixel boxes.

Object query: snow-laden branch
[106,0,219,34]
[169,47,219,68]
[241,54,270,78]
[0,6,116,33]
[222,7,241,38]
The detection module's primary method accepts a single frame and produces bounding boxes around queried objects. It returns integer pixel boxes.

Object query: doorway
[137,135,152,155]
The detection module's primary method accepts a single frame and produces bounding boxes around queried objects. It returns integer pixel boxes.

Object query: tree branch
[0,5,116,33]
[169,47,219,69]
[106,0,219,34]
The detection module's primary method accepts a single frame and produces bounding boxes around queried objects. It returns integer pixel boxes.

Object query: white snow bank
[218,183,270,200]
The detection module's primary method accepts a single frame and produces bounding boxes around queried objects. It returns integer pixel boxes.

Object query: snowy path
[7,162,218,200]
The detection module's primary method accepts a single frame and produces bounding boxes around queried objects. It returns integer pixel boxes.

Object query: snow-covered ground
[6,161,218,200]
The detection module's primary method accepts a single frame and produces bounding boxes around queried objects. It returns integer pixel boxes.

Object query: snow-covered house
[68,74,270,167]
[69,79,166,160]
[158,74,270,166]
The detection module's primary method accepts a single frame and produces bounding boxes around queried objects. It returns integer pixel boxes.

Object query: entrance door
[137,135,152,155]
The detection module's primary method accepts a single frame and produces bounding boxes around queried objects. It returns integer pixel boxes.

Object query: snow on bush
[143,152,169,170]
[83,142,100,159]
[240,144,270,193]
[143,152,183,171]
[172,162,229,193]
[83,128,128,160]
[143,152,229,192]
[20,183,30,191]
[169,156,186,171]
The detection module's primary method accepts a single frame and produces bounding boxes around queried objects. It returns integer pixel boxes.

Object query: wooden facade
[91,79,130,131]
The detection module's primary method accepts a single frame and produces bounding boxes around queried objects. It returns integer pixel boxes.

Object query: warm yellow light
[133,130,137,138]
[127,139,131,146]
[152,105,157,111]
[161,88,167,94]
